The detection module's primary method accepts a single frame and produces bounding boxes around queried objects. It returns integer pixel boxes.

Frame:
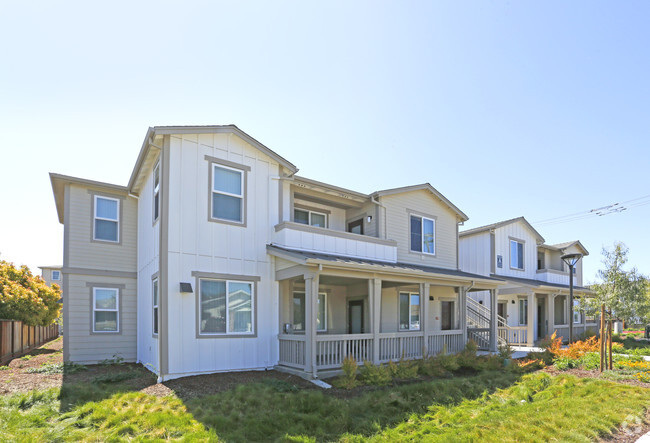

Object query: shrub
[554,356,579,371]
[498,343,513,361]
[481,354,505,371]
[334,355,360,389]
[456,340,482,371]
[0,261,61,326]
[511,358,546,373]
[387,358,419,380]
[359,361,391,386]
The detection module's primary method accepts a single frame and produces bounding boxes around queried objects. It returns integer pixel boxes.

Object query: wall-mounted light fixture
[180,282,193,293]
[367,215,373,223]
[429,295,434,301]
[511,300,515,304]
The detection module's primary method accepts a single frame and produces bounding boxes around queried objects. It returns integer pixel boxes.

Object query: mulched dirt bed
[543,366,650,388]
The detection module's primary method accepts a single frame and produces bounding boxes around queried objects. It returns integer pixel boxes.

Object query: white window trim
[92,287,119,333]
[399,291,421,331]
[292,291,327,332]
[153,161,160,223]
[52,270,61,281]
[410,215,436,255]
[93,195,120,243]
[211,164,244,223]
[510,239,524,270]
[152,278,159,336]
[294,208,328,228]
[519,299,528,326]
[199,279,254,336]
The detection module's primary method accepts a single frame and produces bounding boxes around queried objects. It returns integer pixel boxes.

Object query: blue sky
[1,1,648,282]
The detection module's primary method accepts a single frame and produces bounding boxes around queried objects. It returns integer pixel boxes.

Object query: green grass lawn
[1,371,649,442]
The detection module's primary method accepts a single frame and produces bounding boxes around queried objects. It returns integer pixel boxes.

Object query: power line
[532,193,650,226]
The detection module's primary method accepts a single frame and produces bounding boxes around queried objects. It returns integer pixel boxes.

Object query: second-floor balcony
[273,221,398,262]
[535,268,572,285]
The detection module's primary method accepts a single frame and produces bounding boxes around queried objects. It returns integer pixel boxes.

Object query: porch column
[370,278,382,364]
[422,283,431,357]
[547,294,555,339]
[459,286,467,346]
[489,289,498,352]
[304,272,320,378]
[527,292,535,346]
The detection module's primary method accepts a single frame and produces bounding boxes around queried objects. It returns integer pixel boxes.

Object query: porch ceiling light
[561,253,583,267]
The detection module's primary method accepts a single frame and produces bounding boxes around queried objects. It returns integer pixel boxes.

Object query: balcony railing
[535,268,571,285]
[273,221,397,262]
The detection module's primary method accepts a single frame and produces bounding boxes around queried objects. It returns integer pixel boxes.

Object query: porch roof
[267,244,503,286]
[493,274,594,295]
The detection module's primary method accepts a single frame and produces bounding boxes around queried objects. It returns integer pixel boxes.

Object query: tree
[0,260,61,326]
[586,243,649,325]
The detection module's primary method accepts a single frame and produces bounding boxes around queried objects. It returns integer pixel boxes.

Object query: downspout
[370,195,386,239]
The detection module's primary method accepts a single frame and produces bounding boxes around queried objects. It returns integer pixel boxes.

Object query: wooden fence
[0,320,59,365]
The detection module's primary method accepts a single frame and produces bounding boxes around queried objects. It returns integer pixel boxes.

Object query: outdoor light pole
[562,253,583,343]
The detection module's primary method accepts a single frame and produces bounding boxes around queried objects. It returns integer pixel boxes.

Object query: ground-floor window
[399,292,420,330]
[152,278,158,335]
[555,295,567,325]
[573,299,582,324]
[441,300,455,330]
[519,299,528,326]
[92,287,119,332]
[292,292,327,332]
[199,279,254,335]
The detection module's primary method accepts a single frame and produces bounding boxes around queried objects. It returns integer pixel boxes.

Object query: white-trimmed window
[152,278,159,335]
[292,292,327,332]
[211,164,244,223]
[93,288,119,332]
[199,279,253,335]
[510,239,524,270]
[52,270,61,281]
[410,216,435,254]
[519,299,528,325]
[294,209,327,228]
[555,295,567,325]
[94,196,119,242]
[399,292,420,330]
[153,162,160,223]
[573,299,582,324]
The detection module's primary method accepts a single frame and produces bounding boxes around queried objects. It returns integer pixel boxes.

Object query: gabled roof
[371,184,469,222]
[127,125,299,194]
[551,240,590,256]
[459,216,545,242]
[50,173,128,224]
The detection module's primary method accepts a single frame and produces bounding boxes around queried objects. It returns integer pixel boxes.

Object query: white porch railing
[427,330,465,355]
[467,328,490,349]
[315,334,373,369]
[278,334,307,369]
[498,326,528,346]
[553,326,570,342]
[378,332,424,362]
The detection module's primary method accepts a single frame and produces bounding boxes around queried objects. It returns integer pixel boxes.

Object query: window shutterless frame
[410,215,435,255]
[399,291,421,331]
[509,239,524,270]
[294,208,328,228]
[198,278,254,336]
[292,291,327,332]
[92,287,119,333]
[211,164,244,223]
[152,277,159,335]
[52,270,61,281]
[93,195,120,242]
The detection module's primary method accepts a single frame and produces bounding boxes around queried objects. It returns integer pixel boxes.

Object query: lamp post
[561,253,583,343]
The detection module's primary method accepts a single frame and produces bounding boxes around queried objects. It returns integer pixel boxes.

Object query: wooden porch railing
[378,331,424,362]
[498,326,528,346]
[316,334,373,369]
[0,320,59,365]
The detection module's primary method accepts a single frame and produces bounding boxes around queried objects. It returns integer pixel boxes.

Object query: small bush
[334,355,360,389]
[387,358,419,380]
[498,343,513,361]
[359,360,391,386]
[100,354,125,366]
[457,340,481,371]
[481,354,505,371]
[511,358,546,373]
[554,356,579,371]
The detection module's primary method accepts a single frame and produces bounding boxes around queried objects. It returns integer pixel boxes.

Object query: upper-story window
[153,162,160,223]
[294,208,327,228]
[94,196,119,242]
[509,239,524,270]
[211,164,244,223]
[52,270,61,281]
[347,218,363,235]
[410,216,435,255]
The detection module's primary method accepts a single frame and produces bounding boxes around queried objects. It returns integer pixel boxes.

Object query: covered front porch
[269,245,500,378]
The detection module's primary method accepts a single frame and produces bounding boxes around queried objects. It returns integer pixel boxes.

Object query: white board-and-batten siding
[458,232,491,277]
[381,190,459,270]
[164,133,280,377]
[493,221,540,280]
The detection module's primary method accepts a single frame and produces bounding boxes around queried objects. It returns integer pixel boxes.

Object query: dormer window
[509,239,524,270]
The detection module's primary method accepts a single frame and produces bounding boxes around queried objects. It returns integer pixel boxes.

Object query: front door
[497,302,506,320]
[348,300,364,334]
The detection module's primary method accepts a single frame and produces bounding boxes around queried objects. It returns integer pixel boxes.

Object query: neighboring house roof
[459,216,545,242]
[495,274,593,294]
[371,184,469,222]
[127,125,299,195]
[38,265,62,270]
[550,240,590,256]
[267,244,502,285]
[50,173,128,224]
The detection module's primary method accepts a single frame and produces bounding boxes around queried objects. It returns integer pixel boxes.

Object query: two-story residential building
[459,217,597,347]
[50,125,501,381]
